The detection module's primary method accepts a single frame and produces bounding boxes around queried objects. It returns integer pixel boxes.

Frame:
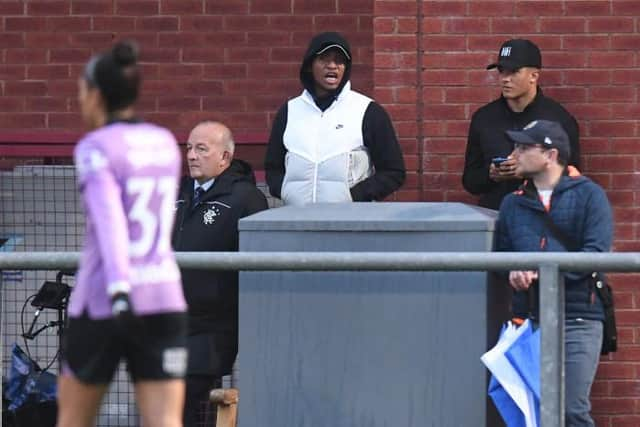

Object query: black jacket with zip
[462,88,580,210]
[172,159,268,336]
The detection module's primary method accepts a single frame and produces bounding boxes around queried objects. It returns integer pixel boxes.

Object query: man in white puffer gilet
[265,32,405,205]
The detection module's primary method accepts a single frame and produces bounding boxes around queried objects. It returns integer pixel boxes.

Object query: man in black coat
[172,121,268,426]
[462,39,580,210]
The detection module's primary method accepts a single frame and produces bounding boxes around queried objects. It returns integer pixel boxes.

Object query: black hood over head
[300,32,352,106]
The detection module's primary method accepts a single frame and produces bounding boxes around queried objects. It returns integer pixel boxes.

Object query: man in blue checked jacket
[494,119,613,427]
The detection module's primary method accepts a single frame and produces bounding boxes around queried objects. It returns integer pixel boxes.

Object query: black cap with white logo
[487,39,542,71]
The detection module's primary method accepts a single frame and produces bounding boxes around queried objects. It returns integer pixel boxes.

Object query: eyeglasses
[514,144,547,153]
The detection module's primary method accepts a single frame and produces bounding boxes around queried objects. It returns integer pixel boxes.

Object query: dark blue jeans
[565,318,603,427]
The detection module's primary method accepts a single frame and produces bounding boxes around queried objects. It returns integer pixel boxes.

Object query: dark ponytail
[84,40,141,112]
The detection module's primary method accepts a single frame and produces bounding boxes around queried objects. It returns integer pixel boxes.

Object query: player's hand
[110,292,143,335]
[509,270,539,291]
[111,292,133,318]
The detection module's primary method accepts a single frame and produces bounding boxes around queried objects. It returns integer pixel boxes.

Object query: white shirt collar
[194,178,215,193]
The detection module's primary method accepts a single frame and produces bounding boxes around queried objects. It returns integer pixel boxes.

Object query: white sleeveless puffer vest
[281,82,373,205]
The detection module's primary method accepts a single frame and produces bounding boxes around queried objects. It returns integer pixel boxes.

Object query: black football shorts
[61,311,188,384]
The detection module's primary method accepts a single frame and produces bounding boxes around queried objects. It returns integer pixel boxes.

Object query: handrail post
[539,263,565,427]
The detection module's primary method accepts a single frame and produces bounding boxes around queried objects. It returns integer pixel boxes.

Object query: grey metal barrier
[2,251,639,427]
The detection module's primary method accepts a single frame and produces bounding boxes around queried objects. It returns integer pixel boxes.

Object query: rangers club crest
[203,206,220,224]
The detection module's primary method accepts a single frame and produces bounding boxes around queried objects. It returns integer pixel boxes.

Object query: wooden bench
[210,388,239,427]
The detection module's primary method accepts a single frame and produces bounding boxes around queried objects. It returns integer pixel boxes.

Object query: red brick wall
[0,0,373,133]
[374,1,640,424]
[2,0,639,423]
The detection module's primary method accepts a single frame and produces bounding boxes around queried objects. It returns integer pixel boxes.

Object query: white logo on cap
[544,137,552,145]
[500,47,512,57]
[524,120,538,130]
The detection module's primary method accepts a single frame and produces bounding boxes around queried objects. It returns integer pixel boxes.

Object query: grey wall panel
[238,203,506,427]
[240,271,487,427]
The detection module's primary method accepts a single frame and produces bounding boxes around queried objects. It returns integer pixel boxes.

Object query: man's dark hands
[489,157,520,182]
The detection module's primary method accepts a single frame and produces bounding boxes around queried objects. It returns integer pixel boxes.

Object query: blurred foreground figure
[58,40,188,427]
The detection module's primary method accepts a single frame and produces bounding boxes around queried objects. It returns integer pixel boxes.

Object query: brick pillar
[373,1,420,201]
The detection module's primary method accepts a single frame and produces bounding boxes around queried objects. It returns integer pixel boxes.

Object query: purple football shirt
[70,122,187,319]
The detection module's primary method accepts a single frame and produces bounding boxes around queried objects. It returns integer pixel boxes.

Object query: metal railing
[2,250,638,427]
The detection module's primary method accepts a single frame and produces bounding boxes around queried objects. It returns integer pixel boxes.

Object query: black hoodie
[265,31,406,202]
[299,31,353,110]
[172,159,267,335]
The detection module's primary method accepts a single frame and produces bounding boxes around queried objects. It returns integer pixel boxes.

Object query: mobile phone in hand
[492,157,509,167]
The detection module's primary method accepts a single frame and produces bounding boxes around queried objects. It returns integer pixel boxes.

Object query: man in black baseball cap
[462,38,580,210]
